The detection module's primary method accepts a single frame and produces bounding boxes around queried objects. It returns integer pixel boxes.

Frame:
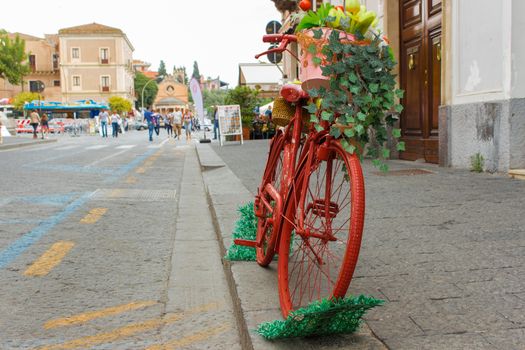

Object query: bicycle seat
[280,83,307,103]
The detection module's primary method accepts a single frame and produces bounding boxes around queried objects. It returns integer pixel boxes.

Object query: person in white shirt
[110,111,120,138]
[99,109,109,137]
[173,108,182,139]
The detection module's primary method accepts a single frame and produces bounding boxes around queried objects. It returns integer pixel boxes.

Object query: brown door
[399,0,442,163]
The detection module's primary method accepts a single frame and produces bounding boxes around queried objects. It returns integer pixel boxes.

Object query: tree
[108,96,132,114]
[158,60,167,77]
[13,92,42,111]
[224,86,260,126]
[134,72,159,109]
[202,89,228,116]
[191,61,201,80]
[0,30,30,85]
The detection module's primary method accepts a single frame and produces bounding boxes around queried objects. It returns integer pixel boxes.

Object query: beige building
[0,33,61,101]
[58,23,135,104]
[238,63,282,98]
[153,70,189,113]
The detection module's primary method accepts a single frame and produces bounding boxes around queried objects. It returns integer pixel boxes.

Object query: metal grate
[373,168,434,176]
[91,189,176,201]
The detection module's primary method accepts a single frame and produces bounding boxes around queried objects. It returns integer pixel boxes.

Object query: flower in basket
[294,0,404,171]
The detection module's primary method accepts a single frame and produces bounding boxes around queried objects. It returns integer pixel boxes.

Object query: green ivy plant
[305,28,404,171]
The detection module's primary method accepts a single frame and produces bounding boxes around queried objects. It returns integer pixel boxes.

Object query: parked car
[133,120,148,130]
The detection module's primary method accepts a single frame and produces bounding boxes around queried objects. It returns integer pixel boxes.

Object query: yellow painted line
[36,302,221,350]
[109,189,124,198]
[136,167,146,174]
[24,241,75,277]
[44,301,158,330]
[146,324,230,350]
[79,208,107,224]
[125,176,137,184]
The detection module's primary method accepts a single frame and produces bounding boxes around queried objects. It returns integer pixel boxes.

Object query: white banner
[189,78,204,124]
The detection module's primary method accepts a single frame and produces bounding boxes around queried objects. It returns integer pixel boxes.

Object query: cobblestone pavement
[0,131,239,349]
[211,140,525,350]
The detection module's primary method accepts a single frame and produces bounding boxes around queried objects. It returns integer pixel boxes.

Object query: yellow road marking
[80,207,107,224]
[36,302,221,350]
[136,167,146,174]
[24,241,75,277]
[44,301,158,330]
[146,324,230,350]
[125,176,137,184]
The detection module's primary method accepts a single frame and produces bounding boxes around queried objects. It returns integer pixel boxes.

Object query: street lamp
[141,75,164,115]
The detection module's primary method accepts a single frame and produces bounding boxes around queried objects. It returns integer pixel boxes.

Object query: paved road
[211,140,525,350]
[0,131,239,349]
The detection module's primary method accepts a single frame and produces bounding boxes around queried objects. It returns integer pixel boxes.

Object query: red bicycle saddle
[280,83,307,103]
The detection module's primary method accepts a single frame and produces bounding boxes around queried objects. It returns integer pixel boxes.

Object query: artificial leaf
[396,141,406,151]
[392,128,401,138]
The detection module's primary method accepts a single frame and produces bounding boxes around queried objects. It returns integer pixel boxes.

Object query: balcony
[101,86,110,92]
[101,58,109,64]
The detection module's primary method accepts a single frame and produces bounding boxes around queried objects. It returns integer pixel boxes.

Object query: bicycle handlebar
[255,34,297,59]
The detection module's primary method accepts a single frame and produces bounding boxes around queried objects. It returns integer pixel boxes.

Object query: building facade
[273,0,525,173]
[0,23,135,107]
[153,70,189,114]
[58,23,135,104]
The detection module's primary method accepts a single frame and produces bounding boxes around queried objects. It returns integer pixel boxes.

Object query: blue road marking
[0,192,93,269]
[105,148,157,183]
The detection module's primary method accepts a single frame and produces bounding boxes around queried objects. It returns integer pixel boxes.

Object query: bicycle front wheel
[278,139,365,317]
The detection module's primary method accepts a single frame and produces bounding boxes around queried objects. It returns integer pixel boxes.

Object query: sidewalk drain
[373,168,434,176]
[92,189,176,201]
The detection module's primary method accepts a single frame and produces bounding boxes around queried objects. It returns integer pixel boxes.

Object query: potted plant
[294,0,405,170]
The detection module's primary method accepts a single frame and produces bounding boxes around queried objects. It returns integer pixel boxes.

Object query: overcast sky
[2,0,281,87]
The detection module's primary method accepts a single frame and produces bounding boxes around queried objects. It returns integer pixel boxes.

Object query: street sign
[267,45,283,64]
[265,20,282,34]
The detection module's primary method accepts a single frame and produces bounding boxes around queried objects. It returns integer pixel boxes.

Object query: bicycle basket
[272,96,311,130]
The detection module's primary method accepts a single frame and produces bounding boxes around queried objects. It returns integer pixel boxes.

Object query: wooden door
[399,0,442,163]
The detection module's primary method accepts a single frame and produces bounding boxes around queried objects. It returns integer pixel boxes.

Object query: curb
[0,138,57,150]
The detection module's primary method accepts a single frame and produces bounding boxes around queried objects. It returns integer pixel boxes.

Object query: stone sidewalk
[199,140,525,350]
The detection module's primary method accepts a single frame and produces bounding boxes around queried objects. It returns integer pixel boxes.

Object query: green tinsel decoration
[225,202,258,261]
[256,295,383,340]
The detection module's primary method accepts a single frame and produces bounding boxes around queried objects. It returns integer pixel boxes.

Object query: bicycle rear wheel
[278,138,365,317]
[255,131,286,266]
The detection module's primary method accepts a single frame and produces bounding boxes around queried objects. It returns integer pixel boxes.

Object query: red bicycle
[235,34,365,318]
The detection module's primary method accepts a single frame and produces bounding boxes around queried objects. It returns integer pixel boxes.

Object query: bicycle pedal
[234,239,257,248]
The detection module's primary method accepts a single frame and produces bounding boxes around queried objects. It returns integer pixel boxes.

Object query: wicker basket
[272,96,311,130]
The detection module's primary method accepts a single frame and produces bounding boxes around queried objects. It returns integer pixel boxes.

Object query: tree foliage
[225,86,260,125]
[202,89,228,116]
[0,30,30,85]
[134,72,159,109]
[108,96,132,114]
[158,60,167,77]
[13,92,42,111]
[192,61,201,80]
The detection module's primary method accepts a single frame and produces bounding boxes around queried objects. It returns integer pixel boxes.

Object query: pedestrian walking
[165,113,173,137]
[144,108,154,142]
[183,110,192,142]
[110,111,120,138]
[29,110,40,139]
[40,113,49,139]
[173,108,182,140]
[153,110,160,136]
[99,109,109,137]
[0,119,3,144]
[213,106,219,140]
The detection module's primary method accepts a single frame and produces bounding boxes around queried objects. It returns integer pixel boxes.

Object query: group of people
[97,109,129,138]
[143,107,194,142]
[29,110,49,139]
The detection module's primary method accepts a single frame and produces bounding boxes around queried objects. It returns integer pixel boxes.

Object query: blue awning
[24,99,109,111]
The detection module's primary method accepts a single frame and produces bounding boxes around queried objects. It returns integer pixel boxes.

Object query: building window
[29,55,36,72]
[72,76,81,87]
[29,81,41,92]
[72,48,80,59]
[100,48,109,64]
[101,75,110,91]
[53,80,60,87]
[52,54,59,70]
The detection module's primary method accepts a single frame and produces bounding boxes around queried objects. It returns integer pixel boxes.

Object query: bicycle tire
[277,138,365,317]
[255,131,286,266]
